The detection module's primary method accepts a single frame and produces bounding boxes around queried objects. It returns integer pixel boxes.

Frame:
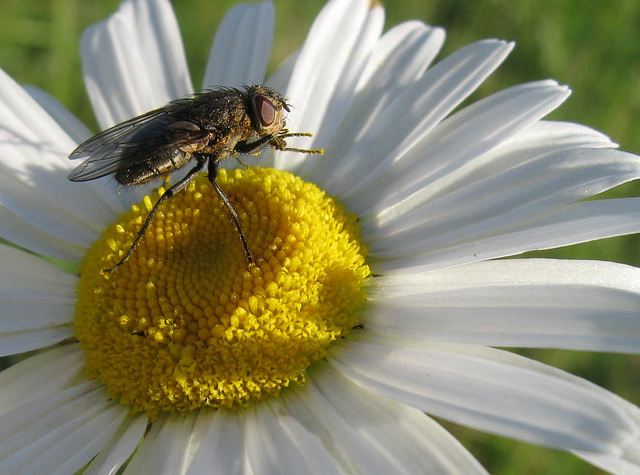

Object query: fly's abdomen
[115,149,193,185]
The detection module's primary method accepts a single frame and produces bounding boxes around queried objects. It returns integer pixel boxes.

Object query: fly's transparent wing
[68,108,204,182]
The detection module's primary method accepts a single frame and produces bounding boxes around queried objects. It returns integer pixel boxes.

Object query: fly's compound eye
[254,95,277,127]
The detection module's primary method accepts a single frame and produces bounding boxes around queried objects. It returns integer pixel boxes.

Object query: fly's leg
[233,135,277,168]
[208,160,253,264]
[235,132,323,156]
[269,133,323,155]
[235,135,274,154]
[103,158,206,273]
[233,155,251,168]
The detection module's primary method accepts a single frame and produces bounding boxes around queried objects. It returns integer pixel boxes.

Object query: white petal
[0,212,83,263]
[366,259,640,352]
[307,20,446,186]
[0,160,100,249]
[81,0,193,129]
[0,345,84,415]
[45,404,128,475]
[374,196,640,273]
[203,1,274,88]
[22,86,91,145]
[323,40,514,197]
[0,246,76,353]
[0,328,73,357]
[124,413,197,475]
[366,147,640,258]
[0,70,126,256]
[0,381,127,475]
[357,21,446,93]
[330,338,639,454]
[344,80,571,211]
[187,410,247,474]
[363,120,616,228]
[0,68,76,153]
[83,413,148,475]
[576,436,640,474]
[279,364,488,474]
[244,399,343,475]
[547,358,640,472]
[295,3,385,176]
[275,0,383,172]
[265,49,299,93]
[0,67,93,205]
[380,145,636,241]
[0,245,76,332]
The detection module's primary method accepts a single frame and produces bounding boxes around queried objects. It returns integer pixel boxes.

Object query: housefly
[68,85,322,272]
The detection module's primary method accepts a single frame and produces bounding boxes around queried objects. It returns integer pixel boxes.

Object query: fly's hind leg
[208,160,253,264]
[103,158,207,273]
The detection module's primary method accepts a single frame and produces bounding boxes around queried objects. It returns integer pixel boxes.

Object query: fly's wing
[67,107,207,182]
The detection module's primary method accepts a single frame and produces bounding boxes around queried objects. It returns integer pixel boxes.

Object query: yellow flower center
[73,168,369,418]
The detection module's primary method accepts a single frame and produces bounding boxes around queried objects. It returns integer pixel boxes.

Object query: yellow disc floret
[73,168,369,417]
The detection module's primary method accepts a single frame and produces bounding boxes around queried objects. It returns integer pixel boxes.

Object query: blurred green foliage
[1,1,639,474]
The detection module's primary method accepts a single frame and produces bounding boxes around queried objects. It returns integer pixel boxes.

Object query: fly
[68,85,322,272]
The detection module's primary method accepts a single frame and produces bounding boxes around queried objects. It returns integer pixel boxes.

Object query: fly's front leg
[269,134,323,155]
[233,135,276,168]
[235,131,323,156]
[235,134,274,155]
[208,160,253,264]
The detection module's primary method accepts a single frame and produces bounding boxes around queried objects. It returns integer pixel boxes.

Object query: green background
[1,0,639,473]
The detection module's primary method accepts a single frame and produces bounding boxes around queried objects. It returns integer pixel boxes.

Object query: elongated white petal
[22,86,91,146]
[124,414,197,475]
[0,345,84,415]
[576,435,640,474]
[366,259,640,352]
[0,68,76,153]
[363,120,615,227]
[307,20,446,185]
[0,162,100,249]
[265,49,299,93]
[366,147,640,257]
[81,0,192,129]
[280,0,369,130]
[357,21,446,93]
[380,145,636,240]
[323,40,514,197]
[344,80,571,210]
[244,399,343,474]
[0,382,127,475]
[374,197,640,273]
[280,364,489,474]
[0,71,129,254]
[275,0,383,172]
[83,414,148,475]
[330,338,640,454]
[203,2,274,88]
[0,328,72,357]
[0,246,76,354]
[0,215,75,264]
[295,3,385,175]
[187,410,247,474]
[0,245,76,332]
[42,404,128,475]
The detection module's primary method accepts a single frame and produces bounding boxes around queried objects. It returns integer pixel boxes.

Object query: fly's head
[247,85,290,138]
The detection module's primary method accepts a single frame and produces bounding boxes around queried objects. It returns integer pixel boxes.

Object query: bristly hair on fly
[68,85,323,272]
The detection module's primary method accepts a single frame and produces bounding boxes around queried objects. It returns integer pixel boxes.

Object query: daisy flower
[2,0,640,473]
